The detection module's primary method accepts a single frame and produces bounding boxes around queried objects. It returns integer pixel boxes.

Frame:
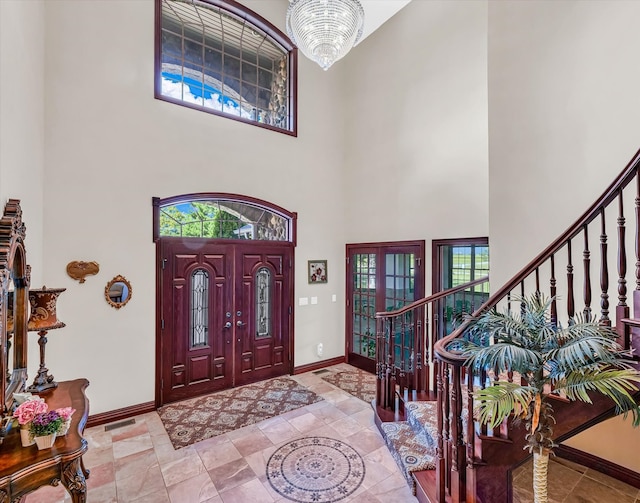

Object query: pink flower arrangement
[55,407,75,421]
[13,398,48,426]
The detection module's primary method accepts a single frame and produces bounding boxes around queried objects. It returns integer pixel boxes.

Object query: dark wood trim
[293,356,345,375]
[346,239,428,250]
[556,443,640,490]
[155,236,163,409]
[87,401,156,429]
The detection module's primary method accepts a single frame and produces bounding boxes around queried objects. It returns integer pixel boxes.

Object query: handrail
[435,147,640,364]
[375,276,489,319]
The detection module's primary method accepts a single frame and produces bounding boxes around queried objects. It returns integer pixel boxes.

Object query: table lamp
[25,286,66,393]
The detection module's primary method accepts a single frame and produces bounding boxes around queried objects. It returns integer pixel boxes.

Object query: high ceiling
[358,0,412,43]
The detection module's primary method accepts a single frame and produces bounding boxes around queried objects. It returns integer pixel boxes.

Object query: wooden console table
[0,379,90,502]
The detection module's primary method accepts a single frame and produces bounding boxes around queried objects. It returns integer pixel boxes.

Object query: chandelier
[286,0,365,71]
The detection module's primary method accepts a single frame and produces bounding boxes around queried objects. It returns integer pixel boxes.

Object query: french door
[158,239,293,405]
[432,238,489,337]
[346,241,425,373]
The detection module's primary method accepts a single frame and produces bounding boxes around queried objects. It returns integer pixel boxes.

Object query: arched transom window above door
[155,0,297,135]
[153,194,297,243]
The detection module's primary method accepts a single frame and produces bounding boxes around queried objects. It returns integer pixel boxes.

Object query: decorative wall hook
[66,261,100,283]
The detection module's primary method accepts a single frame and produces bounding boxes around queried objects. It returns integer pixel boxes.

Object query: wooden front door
[159,239,293,405]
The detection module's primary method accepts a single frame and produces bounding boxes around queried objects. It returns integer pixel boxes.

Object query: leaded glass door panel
[346,241,425,373]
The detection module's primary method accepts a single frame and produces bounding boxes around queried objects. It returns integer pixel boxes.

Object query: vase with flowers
[13,398,48,447]
[55,407,76,435]
[30,411,63,450]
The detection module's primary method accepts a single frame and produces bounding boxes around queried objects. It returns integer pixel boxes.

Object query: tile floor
[23,364,418,503]
[513,456,640,503]
[21,363,640,503]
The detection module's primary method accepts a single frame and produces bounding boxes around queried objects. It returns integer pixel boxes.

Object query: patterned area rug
[158,377,323,449]
[320,368,376,403]
[266,436,365,502]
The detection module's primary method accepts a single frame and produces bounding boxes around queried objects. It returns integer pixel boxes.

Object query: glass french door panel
[442,244,490,334]
[352,253,377,358]
[385,253,416,371]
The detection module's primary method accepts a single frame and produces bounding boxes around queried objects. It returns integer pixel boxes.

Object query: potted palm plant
[454,293,640,503]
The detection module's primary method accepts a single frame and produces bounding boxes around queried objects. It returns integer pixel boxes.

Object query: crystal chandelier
[286,0,365,71]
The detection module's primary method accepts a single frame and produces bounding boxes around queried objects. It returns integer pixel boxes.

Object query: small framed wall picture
[308,260,328,284]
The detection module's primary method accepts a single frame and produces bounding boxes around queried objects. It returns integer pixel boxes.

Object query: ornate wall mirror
[105,275,132,309]
[0,199,30,439]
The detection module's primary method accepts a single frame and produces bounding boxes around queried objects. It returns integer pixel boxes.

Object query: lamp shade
[27,287,66,332]
[286,0,365,71]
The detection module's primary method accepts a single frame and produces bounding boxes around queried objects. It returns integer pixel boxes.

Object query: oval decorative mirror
[105,275,132,309]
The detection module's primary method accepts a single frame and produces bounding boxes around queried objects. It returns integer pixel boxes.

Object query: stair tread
[379,421,436,494]
[405,401,439,440]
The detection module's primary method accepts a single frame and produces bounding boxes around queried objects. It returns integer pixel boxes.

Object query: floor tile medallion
[266,436,365,503]
[320,368,376,403]
[158,377,323,449]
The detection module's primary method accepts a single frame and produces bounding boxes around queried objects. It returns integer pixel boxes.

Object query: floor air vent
[312,369,331,375]
[104,418,136,431]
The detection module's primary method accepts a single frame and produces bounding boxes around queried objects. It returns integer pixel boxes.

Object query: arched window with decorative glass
[155,0,297,135]
[157,195,294,242]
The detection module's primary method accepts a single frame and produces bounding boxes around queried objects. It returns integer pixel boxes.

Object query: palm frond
[473,382,537,428]
[469,294,557,351]
[560,320,618,344]
[545,335,626,372]
[553,369,640,426]
[463,342,542,376]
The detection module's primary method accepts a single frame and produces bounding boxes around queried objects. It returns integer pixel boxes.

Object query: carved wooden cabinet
[0,200,90,501]
[0,379,90,502]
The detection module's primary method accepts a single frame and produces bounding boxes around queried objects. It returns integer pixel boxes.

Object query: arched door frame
[152,192,297,245]
[152,193,297,406]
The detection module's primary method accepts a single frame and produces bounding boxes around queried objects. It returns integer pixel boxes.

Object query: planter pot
[20,425,34,447]
[34,433,57,450]
[58,418,71,436]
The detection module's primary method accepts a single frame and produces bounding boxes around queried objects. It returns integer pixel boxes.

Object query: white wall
[488,0,640,289]
[41,0,348,414]
[488,0,640,472]
[6,0,491,415]
[0,0,45,285]
[343,0,489,291]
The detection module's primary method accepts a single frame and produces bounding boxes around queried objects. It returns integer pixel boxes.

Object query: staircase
[373,148,640,502]
[378,401,438,493]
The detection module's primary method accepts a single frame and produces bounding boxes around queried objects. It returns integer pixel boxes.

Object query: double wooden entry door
[159,239,293,405]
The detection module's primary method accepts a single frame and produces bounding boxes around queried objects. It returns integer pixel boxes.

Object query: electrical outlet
[317,343,323,357]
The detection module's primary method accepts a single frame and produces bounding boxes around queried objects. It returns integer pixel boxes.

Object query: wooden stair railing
[432,148,640,503]
[374,275,490,413]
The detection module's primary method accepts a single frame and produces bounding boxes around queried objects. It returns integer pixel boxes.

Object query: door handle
[236,320,246,327]
[224,322,232,328]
